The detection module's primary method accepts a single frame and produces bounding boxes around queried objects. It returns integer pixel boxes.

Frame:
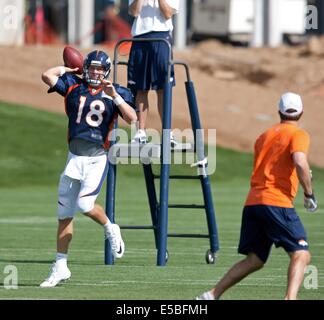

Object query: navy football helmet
[83,50,111,86]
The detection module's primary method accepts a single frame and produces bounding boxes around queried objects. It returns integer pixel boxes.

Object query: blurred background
[0,0,324,167]
[0,0,323,48]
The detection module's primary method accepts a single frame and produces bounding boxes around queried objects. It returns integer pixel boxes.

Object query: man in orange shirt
[196,92,317,300]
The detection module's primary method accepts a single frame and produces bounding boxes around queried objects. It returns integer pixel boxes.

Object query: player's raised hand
[58,66,80,76]
[64,67,80,73]
[101,79,117,97]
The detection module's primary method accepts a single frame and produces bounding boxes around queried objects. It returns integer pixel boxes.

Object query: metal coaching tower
[105,38,219,266]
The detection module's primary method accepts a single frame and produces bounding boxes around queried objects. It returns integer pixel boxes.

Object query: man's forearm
[297,160,318,212]
[41,66,63,87]
[296,163,313,195]
[129,0,144,17]
[42,66,78,88]
[158,0,175,19]
[116,101,137,124]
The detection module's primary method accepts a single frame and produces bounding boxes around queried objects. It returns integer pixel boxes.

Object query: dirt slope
[0,39,323,167]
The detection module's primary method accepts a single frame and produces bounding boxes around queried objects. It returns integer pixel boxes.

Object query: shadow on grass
[0,259,53,264]
[0,259,107,267]
[0,282,43,288]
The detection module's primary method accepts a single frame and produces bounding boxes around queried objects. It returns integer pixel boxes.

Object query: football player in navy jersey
[40,50,137,288]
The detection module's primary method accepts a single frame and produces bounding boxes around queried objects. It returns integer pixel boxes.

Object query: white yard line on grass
[0,216,90,224]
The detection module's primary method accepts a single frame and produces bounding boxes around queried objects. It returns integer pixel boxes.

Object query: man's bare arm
[129,0,144,17]
[42,66,79,88]
[293,152,313,195]
[158,0,176,20]
[293,151,317,212]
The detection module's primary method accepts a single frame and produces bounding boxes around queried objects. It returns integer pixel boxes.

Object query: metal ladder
[105,38,219,266]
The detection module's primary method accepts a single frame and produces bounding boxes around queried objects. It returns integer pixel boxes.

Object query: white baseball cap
[279,92,303,116]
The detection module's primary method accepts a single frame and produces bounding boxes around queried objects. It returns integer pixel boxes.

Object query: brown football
[63,46,84,75]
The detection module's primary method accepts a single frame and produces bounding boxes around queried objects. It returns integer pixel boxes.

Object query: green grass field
[0,101,323,300]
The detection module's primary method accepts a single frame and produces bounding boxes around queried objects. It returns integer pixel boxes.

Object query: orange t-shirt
[245,123,310,208]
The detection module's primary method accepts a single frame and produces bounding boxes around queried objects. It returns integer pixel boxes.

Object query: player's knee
[247,253,264,271]
[58,210,74,220]
[77,197,95,215]
[251,260,264,271]
[304,252,312,265]
[307,251,312,264]
[57,201,75,220]
[255,261,264,271]
[292,250,311,264]
[136,90,149,99]
[57,176,77,219]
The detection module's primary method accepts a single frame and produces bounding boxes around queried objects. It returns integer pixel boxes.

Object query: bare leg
[85,203,125,258]
[157,89,164,123]
[136,90,149,130]
[57,218,73,254]
[285,250,311,300]
[84,204,109,225]
[40,218,73,287]
[210,253,264,299]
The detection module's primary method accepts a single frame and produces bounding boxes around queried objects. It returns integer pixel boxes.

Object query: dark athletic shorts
[238,205,308,263]
[127,31,175,92]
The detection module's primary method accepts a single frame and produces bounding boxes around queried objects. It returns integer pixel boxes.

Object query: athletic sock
[56,252,68,268]
[103,220,113,234]
[138,129,146,136]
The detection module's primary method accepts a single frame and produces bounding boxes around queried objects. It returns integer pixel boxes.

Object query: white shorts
[57,152,108,220]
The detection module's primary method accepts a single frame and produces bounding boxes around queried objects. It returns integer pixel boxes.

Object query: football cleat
[195,291,215,300]
[39,263,71,288]
[105,224,125,259]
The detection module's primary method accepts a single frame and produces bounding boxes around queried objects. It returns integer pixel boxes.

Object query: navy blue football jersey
[50,73,135,149]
